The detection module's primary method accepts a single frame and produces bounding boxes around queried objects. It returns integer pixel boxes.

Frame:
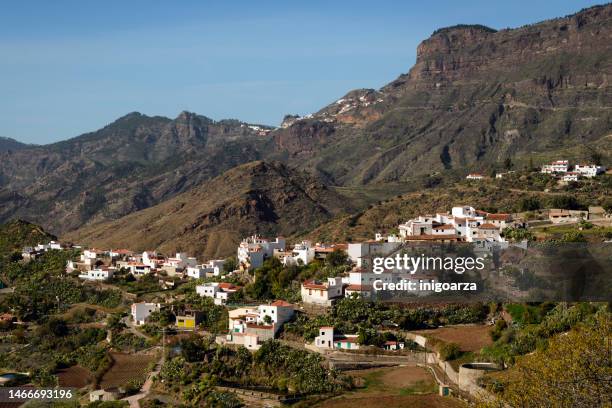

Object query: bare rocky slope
[0,112,275,234]
[1,4,611,239]
[272,4,612,185]
[64,161,350,259]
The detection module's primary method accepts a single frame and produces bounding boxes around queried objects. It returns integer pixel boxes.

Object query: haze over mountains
[1,4,611,256]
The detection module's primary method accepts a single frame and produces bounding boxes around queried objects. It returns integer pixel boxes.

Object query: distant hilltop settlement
[19,203,610,352]
[465,159,606,181]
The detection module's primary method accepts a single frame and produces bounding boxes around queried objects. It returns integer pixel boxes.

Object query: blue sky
[0,0,603,144]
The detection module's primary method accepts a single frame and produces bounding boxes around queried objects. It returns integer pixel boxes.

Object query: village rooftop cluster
[465,159,606,182]
[17,199,611,353]
[18,203,543,353]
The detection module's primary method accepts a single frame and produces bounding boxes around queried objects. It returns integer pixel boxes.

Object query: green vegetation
[479,311,610,407]
[246,251,351,302]
[432,24,497,35]
[159,337,351,396]
[286,297,488,342]
[1,249,122,321]
[438,342,462,361]
[482,303,605,365]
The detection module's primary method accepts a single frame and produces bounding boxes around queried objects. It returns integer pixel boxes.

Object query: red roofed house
[220,301,295,350]
[301,277,344,306]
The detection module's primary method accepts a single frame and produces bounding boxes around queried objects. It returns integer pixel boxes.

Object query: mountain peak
[0,136,29,152]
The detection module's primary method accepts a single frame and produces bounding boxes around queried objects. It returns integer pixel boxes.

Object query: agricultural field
[315,365,465,408]
[99,352,156,389]
[413,324,493,352]
[57,365,93,388]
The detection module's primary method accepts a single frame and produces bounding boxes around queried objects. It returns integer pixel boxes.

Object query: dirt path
[121,349,164,408]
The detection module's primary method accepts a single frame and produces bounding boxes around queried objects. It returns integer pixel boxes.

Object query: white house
[237,235,285,270]
[206,259,226,276]
[142,251,163,269]
[78,267,114,281]
[495,171,515,179]
[398,206,510,244]
[384,341,405,350]
[187,259,226,279]
[281,241,315,266]
[80,249,104,266]
[562,172,580,182]
[109,249,133,258]
[257,300,294,330]
[466,173,485,180]
[347,241,402,268]
[541,160,569,174]
[131,302,160,325]
[186,265,210,279]
[196,282,241,305]
[221,301,294,350]
[164,253,197,269]
[314,326,360,350]
[301,277,344,306]
[125,262,151,276]
[574,164,605,178]
[35,241,62,252]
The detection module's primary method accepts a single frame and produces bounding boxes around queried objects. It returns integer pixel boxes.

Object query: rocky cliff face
[273,4,612,185]
[1,4,610,238]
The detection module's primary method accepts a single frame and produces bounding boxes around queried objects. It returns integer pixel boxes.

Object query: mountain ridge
[1,3,610,237]
[65,161,350,259]
[272,3,612,185]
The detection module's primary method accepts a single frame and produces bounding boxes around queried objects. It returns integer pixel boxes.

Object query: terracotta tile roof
[302,280,327,290]
[479,223,498,229]
[403,234,459,241]
[486,213,511,221]
[219,282,241,291]
[345,284,372,291]
[270,300,293,307]
[333,335,359,343]
[435,224,455,230]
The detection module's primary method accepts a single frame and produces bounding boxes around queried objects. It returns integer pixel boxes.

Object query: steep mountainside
[0,220,56,258]
[272,4,612,185]
[64,161,349,259]
[0,112,275,234]
[0,137,28,152]
[1,4,610,238]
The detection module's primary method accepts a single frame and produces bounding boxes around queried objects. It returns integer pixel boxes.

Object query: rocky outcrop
[274,4,612,185]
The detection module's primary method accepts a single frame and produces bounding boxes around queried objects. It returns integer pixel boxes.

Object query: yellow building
[175,310,202,329]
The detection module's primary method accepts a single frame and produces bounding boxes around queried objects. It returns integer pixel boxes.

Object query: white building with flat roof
[574,164,605,178]
[78,267,114,281]
[131,302,160,326]
[237,235,285,270]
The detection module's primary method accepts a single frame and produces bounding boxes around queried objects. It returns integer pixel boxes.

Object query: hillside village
[6,185,612,407]
[15,202,609,359]
[466,159,608,182]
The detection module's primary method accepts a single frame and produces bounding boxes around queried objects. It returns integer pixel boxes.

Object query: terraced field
[99,352,156,389]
